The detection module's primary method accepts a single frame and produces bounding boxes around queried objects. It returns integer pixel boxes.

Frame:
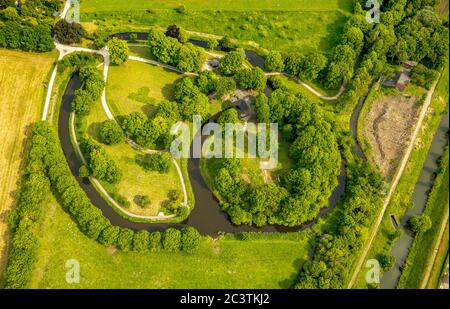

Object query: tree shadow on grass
[87,121,104,143]
[278,257,306,288]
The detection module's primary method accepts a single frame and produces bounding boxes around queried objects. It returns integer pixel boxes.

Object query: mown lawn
[81,1,350,55]
[0,48,56,278]
[79,100,183,216]
[30,193,312,288]
[107,59,183,117]
[353,64,449,288]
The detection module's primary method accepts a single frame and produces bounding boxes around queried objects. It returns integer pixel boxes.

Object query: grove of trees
[53,19,85,44]
[147,27,205,73]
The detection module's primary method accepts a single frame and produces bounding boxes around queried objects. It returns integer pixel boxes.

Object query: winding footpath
[348,78,440,288]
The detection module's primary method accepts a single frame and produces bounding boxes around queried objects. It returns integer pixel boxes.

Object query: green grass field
[353,64,449,288]
[107,59,182,117]
[30,193,312,288]
[82,0,353,12]
[79,100,183,216]
[81,1,350,55]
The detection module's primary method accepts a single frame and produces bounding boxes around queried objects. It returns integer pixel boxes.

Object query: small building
[383,72,411,92]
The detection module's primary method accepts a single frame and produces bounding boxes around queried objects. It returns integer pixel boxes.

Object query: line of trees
[4,122,202,288]
[147,27,205,73]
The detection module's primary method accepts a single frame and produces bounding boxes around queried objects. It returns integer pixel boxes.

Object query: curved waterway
[380,102,449,289]
[58,73,347,235]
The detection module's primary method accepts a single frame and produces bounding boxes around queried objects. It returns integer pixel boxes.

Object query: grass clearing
[0,48,56,278]
[79,100,183,216]
[107,59,182,117]
[30,193,312,288]
[426,226,449,288]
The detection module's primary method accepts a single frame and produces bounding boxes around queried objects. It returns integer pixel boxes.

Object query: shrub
[132,231,150,252]
[117,228,134,251]
[165,24,187,43]
[148,232,162,251]
[379,254,396,272]
[78,165,90,178]
[181,227,201,253]
[408,215,432,234]
[135,195,151,208]
[99,120,124,145]
[135,152,171,173]
[410,64,439,90]
[162,228,181,251]
[206,37,218,50]
[215,77,236,97]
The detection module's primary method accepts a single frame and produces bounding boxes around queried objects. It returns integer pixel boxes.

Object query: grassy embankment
[397,148,449,288]
[0,49,56,281]
[353,63,449,288]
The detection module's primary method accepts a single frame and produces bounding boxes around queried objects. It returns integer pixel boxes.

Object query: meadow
[82,0,353,12]
[81,1,351,55]
[30,193,312,288]
[0,49,56,279]
[107,59,182,117]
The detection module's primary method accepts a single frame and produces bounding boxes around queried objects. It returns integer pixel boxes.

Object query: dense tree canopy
[107,38,129,65]
[218,49,245,75]
[234,67,267,91]
[54,20,85,44]
[147,27,205,73]
[99,120,124,145]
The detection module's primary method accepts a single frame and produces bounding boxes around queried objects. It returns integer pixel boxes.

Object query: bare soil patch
[364,95,419,178]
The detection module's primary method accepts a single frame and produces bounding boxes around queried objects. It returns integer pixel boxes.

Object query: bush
[117,228,134,251]
[162,228,181,251]
[219,35,238,51]
[78,165,90,178]
[135,152,171,173]
[379,254,396,272]
[53,20,85,44]
[135,195,151,208]
[99,120,124,145]
[132,231,150,252]
[206,37,218,50]
[165,24,187,43]
[107,38,129,65]
[148,232,162,251]
[408,215,432,234]
[181,227,201,253]
[215,77,236,97]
